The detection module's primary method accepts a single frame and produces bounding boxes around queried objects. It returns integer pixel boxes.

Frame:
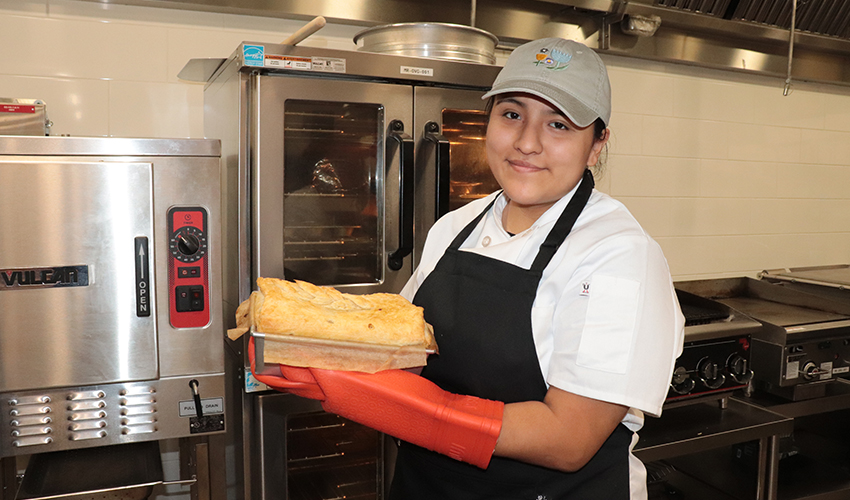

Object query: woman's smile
[507,159,543,172]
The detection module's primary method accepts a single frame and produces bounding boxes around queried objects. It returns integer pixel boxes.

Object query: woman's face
[486,93,608,215]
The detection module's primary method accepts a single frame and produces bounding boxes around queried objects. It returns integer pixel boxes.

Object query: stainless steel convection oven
[184,41,500,500]
[0,136,226,499]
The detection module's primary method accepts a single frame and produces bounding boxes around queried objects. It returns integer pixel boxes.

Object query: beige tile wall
[2,0,850,282]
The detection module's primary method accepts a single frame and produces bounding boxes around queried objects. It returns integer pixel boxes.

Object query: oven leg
[181,437,209,500]
[756,434,780,500]
[179,435,229,500]
[1,457,18,500]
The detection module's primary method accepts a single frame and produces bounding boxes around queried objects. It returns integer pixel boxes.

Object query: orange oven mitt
[249,338,503,469]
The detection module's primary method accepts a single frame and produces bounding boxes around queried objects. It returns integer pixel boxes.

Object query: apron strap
[530,169,595,273]
[447,194,500,250]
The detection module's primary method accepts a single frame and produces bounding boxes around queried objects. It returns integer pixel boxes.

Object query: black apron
[389,170,632,500]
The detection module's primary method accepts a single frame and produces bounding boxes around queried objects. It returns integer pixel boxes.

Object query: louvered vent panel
[655,0,731,16]
[731,0,850,38]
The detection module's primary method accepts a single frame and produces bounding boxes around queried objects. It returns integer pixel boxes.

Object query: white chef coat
[400,183,685,499]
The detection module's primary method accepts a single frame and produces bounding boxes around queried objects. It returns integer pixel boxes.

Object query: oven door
[0,159,157,393]
[254,75,414,295]
[413,87,497,266]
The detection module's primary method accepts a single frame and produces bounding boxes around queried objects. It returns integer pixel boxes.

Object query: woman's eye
[550,121,568,130]
[503,111,521,120]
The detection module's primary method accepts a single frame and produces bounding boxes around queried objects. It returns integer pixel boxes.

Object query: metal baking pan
[15,441,196,500]
[16,442,162,500]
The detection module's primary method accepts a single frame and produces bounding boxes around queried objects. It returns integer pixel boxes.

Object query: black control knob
[169,226,207,263]
[727,354,754,384]
[697,357,726,389]
[177,233,200,256]
[670,366,695,395]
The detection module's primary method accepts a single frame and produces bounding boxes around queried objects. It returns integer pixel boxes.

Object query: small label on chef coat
[311,57,346,73]
[265,55,312,70]
[179,397,224,417]
[401,66,434,77]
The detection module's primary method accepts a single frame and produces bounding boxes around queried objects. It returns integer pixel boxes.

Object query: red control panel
[167,207,210,328]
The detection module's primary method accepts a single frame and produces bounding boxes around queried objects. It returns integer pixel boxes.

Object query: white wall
[2,0,850,283]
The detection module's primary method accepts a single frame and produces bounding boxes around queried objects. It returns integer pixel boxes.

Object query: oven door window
[442,109,499,211]
[287,412,382,500]
[283,100,382,286]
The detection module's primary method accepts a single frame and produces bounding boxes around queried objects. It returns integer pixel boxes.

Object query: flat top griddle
[718,296,850,327]
[676,277,850,344]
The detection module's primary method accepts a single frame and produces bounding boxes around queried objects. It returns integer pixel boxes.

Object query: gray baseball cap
[482,38,611,128]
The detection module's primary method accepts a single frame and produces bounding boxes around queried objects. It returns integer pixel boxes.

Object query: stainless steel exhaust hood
[83,0,850,86]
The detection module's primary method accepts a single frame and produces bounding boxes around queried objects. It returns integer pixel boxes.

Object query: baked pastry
[229,278,436,372]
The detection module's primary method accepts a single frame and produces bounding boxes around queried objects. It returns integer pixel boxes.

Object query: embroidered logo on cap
[534,47,572,71]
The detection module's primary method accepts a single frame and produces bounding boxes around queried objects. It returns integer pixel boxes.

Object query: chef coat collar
[492,175,588,236]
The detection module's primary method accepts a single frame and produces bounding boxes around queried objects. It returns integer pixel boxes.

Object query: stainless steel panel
[228,43,501,89]
[0,136,219,157]
[0,160,157,392]
[1,374,225,457]
[151,156,224,377]
[254,74,414,295]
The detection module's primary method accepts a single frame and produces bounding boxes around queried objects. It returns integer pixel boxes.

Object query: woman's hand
[495,386,628,472]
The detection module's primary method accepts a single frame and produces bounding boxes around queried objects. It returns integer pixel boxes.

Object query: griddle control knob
[697,357,726,389]
[801,361,820,381]
[727,354,754,384]
[670,366,695,395]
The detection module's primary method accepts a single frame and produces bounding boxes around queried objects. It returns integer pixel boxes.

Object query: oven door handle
[424,121,451,220]
[387,120,414,271]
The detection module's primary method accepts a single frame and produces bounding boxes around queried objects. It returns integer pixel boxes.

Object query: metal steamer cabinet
[0,137,227,499]
[193,43,500,499]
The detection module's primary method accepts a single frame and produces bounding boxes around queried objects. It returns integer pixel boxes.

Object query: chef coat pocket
[576,275,640,374]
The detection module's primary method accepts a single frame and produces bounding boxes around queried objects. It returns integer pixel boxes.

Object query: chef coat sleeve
[545,233,684,418]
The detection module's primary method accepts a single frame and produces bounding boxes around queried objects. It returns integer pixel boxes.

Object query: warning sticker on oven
[311,57,346,73]
[265,54,312,70]
[263,55,346,73]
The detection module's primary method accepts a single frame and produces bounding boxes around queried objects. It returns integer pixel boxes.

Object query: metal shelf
[636,398,793,500]
[667,445,850,500]
[635,398,793,464]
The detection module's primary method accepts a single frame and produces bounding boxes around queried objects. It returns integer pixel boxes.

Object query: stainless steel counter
[635,398,793,500]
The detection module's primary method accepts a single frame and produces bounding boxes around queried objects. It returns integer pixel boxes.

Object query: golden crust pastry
[255,278,431,346]
[228,278,436,372]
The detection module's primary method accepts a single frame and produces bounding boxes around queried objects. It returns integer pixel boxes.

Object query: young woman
[255,38,684,500]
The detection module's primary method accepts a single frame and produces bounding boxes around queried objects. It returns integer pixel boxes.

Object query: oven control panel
[783,338,850,382]
[666,334,753,404]
[167,207,210,328]
[749,335,850,401]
